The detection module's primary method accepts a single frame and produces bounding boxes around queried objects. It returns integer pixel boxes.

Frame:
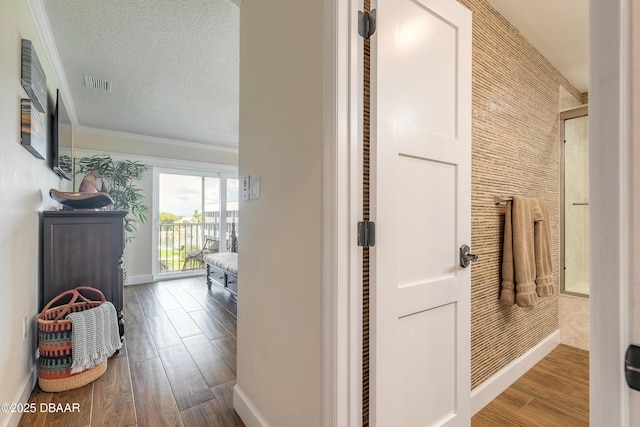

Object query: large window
[156,170,238,274]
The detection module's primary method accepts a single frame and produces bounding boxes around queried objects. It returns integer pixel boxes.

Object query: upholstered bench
[203,252,238,296]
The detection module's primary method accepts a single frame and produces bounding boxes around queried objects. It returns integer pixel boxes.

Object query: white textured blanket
[203,252,238,275]
[66,301,122,373]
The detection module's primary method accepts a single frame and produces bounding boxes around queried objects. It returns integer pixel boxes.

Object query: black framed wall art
[21,39,46,113]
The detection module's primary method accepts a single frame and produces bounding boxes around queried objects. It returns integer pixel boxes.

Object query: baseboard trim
[125,274,154,286]
[471,329,561,415]
[7,367,37,427]
[233,384,271,427]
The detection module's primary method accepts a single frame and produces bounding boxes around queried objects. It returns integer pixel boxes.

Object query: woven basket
[37,286,108,392]
[38,361,107,393]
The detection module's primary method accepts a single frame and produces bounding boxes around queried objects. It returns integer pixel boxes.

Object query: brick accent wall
[457,0,582,388]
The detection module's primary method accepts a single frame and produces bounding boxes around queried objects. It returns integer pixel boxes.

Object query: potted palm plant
[75,154,149,244]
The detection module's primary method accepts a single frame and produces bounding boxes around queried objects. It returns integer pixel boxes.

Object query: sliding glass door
[226,178,239,251]
[154,169,238,276]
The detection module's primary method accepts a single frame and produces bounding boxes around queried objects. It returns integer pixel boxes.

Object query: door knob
[460,244,478,268]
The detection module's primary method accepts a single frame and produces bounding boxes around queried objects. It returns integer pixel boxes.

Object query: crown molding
[74,147,238,174]
[27,0,79,127]
[76,126,239,154]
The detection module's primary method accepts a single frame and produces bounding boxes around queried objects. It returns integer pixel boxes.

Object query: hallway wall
[236,0,324,425]
[0,3,65,426]
[457,0,583,388]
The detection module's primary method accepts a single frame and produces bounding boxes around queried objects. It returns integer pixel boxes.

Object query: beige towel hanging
[500,196,552,307]
[534,200,554,297]
[499,200,515,305]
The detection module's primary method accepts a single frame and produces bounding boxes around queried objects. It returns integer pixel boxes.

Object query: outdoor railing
[158,214,238,273]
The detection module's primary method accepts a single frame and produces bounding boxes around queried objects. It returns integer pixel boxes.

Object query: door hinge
[358,9,377,40]
[357,221,376,247]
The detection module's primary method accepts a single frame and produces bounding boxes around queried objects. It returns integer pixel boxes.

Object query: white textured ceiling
[43,0,239,148]
[488,0,589,93]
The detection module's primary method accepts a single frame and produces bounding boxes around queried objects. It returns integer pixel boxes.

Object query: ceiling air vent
[84,75,112,93]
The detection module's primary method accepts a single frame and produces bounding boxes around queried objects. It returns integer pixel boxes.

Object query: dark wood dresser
[41,210,127,337]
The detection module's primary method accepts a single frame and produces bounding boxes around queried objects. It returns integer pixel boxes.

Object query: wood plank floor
[19,277,244,427]
[19,277,588,426]
[472,344,589,426]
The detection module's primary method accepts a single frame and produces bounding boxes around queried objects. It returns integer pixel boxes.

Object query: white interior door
[589,0,640,424]
[370,0,472,425]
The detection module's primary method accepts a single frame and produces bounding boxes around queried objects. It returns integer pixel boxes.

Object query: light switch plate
[250,176,260,199]
[242,176,250,201]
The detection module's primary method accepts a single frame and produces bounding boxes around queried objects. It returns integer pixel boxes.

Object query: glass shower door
[563,112,590,296]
